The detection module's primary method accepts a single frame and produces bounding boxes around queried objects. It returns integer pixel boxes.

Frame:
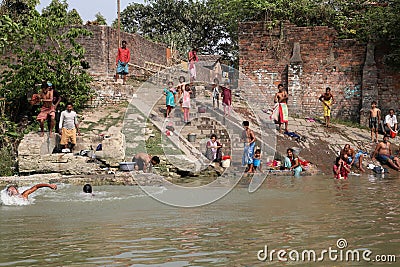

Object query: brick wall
[76,25,168,77]
[239,21,400,123]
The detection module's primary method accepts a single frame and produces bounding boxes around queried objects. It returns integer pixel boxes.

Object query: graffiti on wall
[252,69,279,85]
[343,85,361,99]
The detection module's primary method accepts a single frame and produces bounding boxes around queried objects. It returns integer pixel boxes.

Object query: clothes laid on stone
[271,103,288,123]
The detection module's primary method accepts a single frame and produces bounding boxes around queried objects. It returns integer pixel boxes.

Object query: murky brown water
[1,174,399,266]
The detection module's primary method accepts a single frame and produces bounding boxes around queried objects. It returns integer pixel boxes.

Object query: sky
[36,0,145,25]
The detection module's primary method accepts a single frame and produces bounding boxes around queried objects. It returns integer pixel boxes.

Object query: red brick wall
[76,25,167,77]
[374,44,400,117]
[239,21,400,122]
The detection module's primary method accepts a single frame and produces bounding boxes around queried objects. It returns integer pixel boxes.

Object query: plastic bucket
[221,159,231,168]
[119,162,135,171]
[187,133,196,142]
[390,130,397,138]
[222,155,231,160]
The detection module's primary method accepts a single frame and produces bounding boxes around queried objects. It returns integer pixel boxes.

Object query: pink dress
[182,91,191,108]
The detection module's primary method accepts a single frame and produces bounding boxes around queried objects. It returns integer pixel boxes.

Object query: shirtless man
[132,153,160,173]
[340,144,365,172]
[372,134,400,171]
[242,121,256,173]
[318,87,335,128]
[36,81,55,137]
[369,101,381,143]
[273,84,289,132]
[6,183,57,199]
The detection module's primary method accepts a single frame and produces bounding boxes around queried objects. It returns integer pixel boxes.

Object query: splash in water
[0,187,32,206]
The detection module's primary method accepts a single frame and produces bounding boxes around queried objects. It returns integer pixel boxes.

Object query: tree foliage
[67,8,83,25]
[0,0,93,122]
[210,0,400,67]
[119,0,230,60]
[94,12,107,25]
[119,0,400,68]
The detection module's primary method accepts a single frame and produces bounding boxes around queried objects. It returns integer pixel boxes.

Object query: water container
[119,162,135,171]
[187,133,196,142]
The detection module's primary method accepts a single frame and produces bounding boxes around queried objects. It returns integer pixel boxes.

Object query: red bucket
[390,130,397,138]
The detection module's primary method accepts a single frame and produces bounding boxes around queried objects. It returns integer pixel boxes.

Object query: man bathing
[372,134,400,171]
[340,144,365,172]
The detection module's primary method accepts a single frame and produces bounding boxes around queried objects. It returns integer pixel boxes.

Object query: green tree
[94,12,107,25]
[0,0,93,121]
[67,8,83,25]
[119,0,230,61]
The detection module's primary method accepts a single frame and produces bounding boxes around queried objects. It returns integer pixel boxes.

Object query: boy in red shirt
[115,40,131,85]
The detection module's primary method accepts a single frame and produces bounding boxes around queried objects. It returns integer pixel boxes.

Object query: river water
[0,174,399,266]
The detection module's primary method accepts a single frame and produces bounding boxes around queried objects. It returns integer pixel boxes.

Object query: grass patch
[145,123,180,156]
[80,102,128,134]
[331,118,369,130]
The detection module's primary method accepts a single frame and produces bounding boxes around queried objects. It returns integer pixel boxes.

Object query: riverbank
[2,115,399,187]
[2,76,399,186]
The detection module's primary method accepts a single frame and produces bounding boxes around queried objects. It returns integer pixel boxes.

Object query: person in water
[372,134,400,171]
[6,183,57,199]
[283,148,302,177]
[252,148,263,173]
[83,184,93,194]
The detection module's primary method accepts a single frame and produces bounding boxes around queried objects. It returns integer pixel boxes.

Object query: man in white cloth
[59,102,81,152]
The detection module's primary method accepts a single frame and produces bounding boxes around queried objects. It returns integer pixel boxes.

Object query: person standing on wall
[188,48,198,82]
[47,82,62,134]
[36,82,55,137]
[115,40,131,85]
